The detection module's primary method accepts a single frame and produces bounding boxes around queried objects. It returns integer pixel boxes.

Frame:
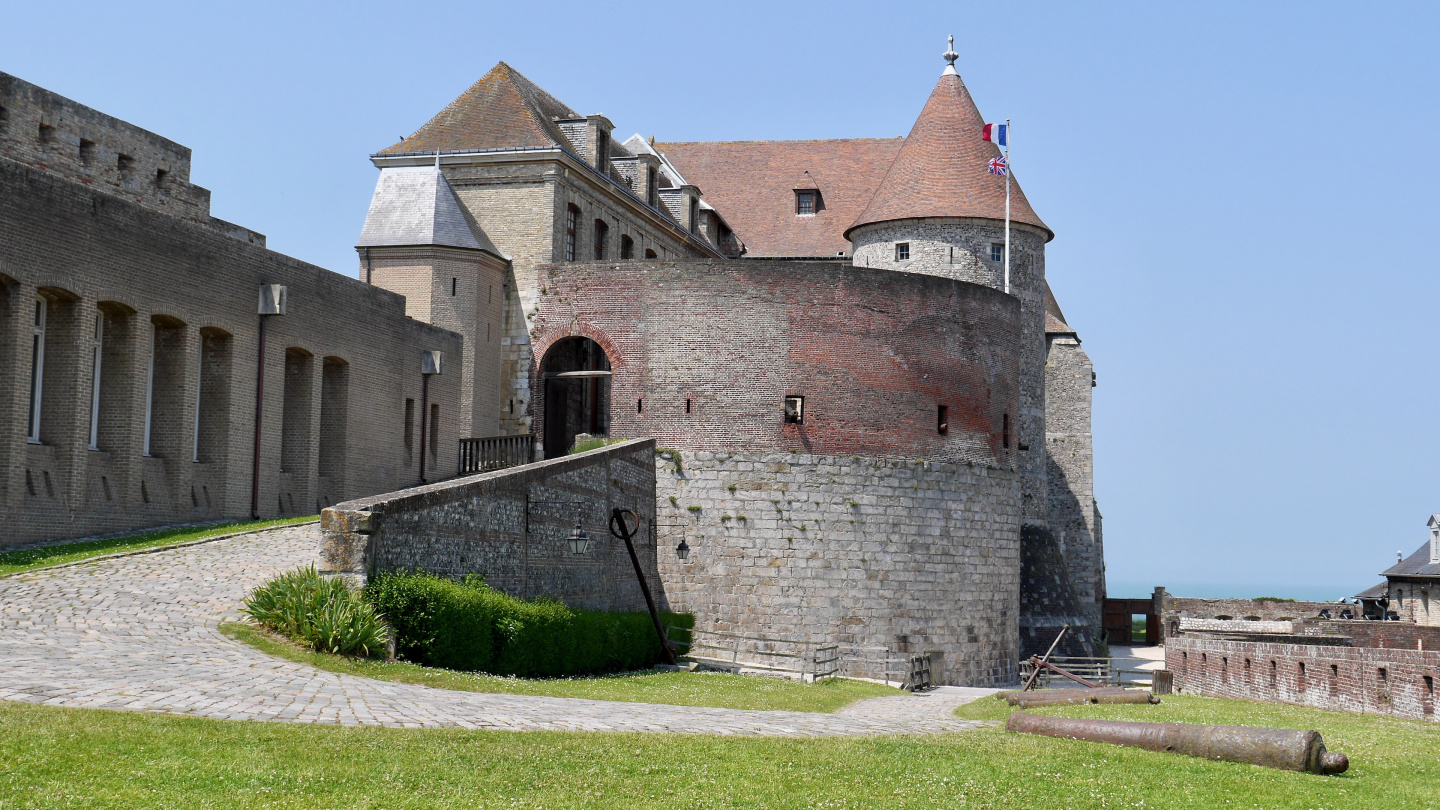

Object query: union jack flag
[989,156,1007,176]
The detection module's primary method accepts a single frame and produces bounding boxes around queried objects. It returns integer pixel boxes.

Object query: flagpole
[1004,118,1011,295]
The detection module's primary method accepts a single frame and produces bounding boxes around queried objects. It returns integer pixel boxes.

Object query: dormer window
[796,191,816,215]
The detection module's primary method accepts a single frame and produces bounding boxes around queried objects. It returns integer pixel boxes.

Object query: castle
[0,43,1104,684]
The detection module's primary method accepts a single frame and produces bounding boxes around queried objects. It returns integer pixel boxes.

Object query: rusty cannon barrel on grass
[1004,689,1159,708]
[1005,712,1349,775]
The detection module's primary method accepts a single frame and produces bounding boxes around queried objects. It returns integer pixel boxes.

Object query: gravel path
[0,525,992,735]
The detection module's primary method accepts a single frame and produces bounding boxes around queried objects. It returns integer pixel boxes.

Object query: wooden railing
[458,434,534,475]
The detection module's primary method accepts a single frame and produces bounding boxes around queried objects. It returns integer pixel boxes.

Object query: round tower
[845,39,1054,532]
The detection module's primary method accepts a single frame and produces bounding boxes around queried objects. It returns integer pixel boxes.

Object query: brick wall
[524,259,1023,685]
[1160,592,1344,641]
[320,439,659,613]
[530,259,1021,464]
[0,149,462,547]
[1168,635,1439,722]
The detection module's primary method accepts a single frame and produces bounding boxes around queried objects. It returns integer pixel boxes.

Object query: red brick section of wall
[528,260,1021,464]
[1302,620,1440,651]
[1168,636,1439,722]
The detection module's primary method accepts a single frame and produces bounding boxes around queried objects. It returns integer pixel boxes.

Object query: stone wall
[0,74,464,547]
[653,449,1021,687]
[1167,635,1439,722]
[1160,591,1344,641]
[1045,332,1103,636]
[321,439,660,612]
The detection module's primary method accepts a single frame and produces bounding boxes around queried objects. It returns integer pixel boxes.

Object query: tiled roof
[357,166,500,255]
[1382,542,1440,579]
[655,138,905,258]
[1353,581,1388,600]
[377,62,579,156]
[1043,280,1074,334]
[846,72,1049,240]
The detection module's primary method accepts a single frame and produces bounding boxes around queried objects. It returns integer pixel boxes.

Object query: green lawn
[0,516,317,577]
[221,621,897,713]
[2,692,1436,808]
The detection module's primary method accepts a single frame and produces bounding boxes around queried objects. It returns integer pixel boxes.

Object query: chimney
[585,114,614,175]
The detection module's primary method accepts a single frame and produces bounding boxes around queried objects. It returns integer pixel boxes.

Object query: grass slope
[222,621,896,713]
[2,695,1437,808]
[0,516,317,577]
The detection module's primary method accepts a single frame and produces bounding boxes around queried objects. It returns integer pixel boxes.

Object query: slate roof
[846,72,1049,240]
[376,62,579,156]
[1043,281,1074,335]
[1353,581,1389,600]
[655,138,905,258]
[1382,542,1440,579]
[357,166,501,255]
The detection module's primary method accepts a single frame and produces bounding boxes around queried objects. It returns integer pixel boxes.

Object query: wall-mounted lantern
[676,538,691,560]
[567,522,591,555]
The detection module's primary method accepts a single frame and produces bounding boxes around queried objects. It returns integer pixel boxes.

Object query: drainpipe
[252,284,287,518]
[418,350,442,484]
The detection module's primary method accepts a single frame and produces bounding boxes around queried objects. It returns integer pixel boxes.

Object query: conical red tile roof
[846,72,1050,240]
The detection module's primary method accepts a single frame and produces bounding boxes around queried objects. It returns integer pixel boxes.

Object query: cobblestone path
[0,525,993,735]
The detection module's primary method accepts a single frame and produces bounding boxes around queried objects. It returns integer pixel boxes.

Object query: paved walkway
[0,525,992,735]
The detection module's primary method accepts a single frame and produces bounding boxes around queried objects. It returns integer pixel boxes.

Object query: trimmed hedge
[365,571,693,678]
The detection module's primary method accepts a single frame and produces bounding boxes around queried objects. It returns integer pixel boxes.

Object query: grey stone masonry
[322,439,660,612]
[653,449,1021,687]
[1045,333,1103,634]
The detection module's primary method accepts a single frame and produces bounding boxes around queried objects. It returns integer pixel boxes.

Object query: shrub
[365,571,693,678]
[242,565,389,657]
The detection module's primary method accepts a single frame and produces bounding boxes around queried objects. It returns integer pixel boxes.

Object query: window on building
[784,396,804,425]
[895,242,910,261]
[403,397,415,467]
[155,168,169,191]
[565,204,579,261]
[991,243,1004,262]
[88,312,103,449]
[27,297,45,443]
[647,172,658,206]
[644,248,657,259]
[689,198,699,234]
[796,191,815,215]
[451,277,457,296]
[38,123,55,144]
[620,234,634,260]
[1002,413,1011,449]
[937,405,948,435]
[79,139,97,166]
[117,154,134,181]
[593,219,608,259]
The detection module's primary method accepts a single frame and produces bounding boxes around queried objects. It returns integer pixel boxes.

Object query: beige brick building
[0,72,463,547]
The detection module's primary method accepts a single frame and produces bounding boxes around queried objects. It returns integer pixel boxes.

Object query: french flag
[982,123,1007,146]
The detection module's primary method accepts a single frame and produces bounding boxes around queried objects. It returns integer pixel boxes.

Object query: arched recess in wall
[317,355,349,504]
[540,336,611,459]
[92,301,138,452]
[145,314,189,458]
[194,326,233,463]
[280,347,314,475]
[31,287,81,446]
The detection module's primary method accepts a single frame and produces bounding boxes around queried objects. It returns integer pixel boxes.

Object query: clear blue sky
[8,1,1437,600]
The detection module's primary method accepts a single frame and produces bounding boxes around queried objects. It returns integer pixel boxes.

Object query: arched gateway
[539,336,611,458]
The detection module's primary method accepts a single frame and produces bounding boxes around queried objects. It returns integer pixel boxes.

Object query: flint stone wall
[653,449,1021,687]
[1168,635,1439,722]
[321,438,659,612]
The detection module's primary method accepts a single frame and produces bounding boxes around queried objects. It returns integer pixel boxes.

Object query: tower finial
[943,34,959,76]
